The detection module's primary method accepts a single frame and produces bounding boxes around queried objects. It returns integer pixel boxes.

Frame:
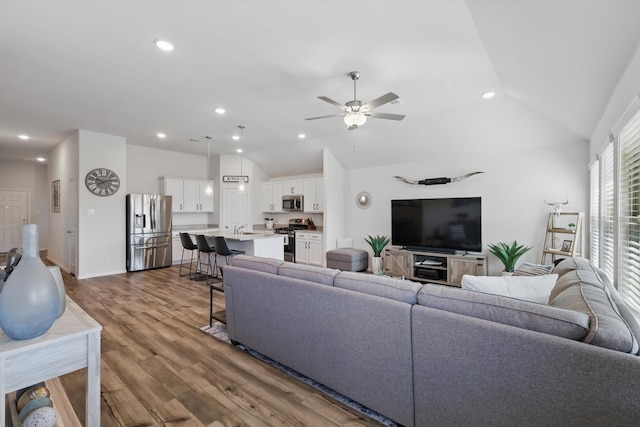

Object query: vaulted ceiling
[2,0,640,177]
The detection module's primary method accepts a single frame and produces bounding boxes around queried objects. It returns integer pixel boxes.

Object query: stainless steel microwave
[282,195,303,211]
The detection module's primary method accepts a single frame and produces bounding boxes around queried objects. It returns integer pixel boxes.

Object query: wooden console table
[1,297,102,426]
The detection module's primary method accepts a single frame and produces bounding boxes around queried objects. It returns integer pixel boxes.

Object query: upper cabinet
[163,178,213,213]
[262,181,284,213]
[283,179,303,195]
[303,177,323,213]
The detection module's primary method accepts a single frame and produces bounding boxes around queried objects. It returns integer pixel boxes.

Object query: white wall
[591,44,640,156]
[47,132,79,269]
[127,144,213,227]
[323,149,345,263]
[346,141,589,275]
[0,159,48,248]
[78,130,127,278]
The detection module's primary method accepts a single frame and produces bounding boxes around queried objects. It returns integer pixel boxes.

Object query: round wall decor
[85,168,120,196]
[356,191,372,209]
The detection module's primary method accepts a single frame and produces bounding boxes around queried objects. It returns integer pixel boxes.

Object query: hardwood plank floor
[49,263,383,426]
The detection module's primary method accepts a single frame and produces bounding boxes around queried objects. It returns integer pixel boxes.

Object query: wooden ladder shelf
[540,212,584,264]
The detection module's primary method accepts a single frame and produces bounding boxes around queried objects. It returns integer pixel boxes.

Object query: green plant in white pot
[487,241,532,275]
[365,234,391,275]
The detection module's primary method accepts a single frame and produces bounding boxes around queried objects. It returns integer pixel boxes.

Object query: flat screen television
[391,197,482,253]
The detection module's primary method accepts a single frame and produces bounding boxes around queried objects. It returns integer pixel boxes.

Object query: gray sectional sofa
[223,255,640,427]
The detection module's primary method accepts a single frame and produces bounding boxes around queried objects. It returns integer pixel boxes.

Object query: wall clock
[85,168,120,197]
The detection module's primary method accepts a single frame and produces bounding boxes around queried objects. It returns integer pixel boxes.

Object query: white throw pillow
[336,237,353,248]
[461,274,559,304]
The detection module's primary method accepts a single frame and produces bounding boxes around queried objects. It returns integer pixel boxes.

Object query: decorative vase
[265,220,274,230]
[0,224,60,340]
[371,256,384,275]
[47,266,66,318]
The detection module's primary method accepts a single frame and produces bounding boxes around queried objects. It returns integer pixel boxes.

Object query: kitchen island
[204,230,285,261]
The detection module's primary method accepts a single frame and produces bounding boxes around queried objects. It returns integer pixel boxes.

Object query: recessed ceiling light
[214,107,226,114]
[155,39,174,52]
[298,133,306,139]
[482,91,496,99]
[157,133,166,139]
[236,148,243,153]
[232,135,240,141]
[36,157,46,162]
[19,134,30,140]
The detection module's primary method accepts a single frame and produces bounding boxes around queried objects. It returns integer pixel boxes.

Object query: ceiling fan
[306,71,405,130]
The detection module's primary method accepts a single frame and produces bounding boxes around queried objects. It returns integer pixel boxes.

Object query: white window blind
[618,108,640,313]
[601,143,615,281]
[590,160,600,267]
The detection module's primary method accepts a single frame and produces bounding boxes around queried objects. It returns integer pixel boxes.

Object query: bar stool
[178,233,198,279]
[214,236,245,277]
[195,234,218,284]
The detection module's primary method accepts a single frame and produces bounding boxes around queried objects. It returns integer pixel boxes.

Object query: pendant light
[237,125,245,191]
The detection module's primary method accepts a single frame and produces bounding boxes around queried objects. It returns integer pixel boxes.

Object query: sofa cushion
[461,274,558,304]
[230,255,283,274]
[418,284,590,340]
[278,262,340,286]
[334,272,422,304]
[549,269,604,302]
[552,256,596,278]
[549,274,639,354]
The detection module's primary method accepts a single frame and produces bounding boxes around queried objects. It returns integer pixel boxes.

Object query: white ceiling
[1,0,640,177]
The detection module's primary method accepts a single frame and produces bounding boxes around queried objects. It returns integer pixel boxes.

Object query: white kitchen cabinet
[164,178,185,212]
[283,179,303,195]
[295,231,323,266]
[303,177,323,213]
[262,181,284,213]
[163,178,213,213]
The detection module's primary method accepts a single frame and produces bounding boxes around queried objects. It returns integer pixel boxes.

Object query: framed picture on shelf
[561,240,572,252]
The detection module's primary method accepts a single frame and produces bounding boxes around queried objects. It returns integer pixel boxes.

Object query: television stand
[385,247,487,286]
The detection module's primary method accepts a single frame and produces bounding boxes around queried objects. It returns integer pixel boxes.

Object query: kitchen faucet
[233,224,245,237]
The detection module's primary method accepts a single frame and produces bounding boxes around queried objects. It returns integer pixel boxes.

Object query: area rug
[200,323,397,427]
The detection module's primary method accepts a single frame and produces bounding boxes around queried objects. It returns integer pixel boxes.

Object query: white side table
[1,296,102,426]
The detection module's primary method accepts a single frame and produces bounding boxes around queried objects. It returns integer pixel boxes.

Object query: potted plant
[264,217,274,230]
[487,241,532,275]
[568,222,576,232]
[365,234,391,275]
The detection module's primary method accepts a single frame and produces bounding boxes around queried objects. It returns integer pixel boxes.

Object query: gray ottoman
[326,248,368,272]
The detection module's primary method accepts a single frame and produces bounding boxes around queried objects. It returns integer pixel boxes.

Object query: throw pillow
[513,262,554,276]
[461,274,559,304]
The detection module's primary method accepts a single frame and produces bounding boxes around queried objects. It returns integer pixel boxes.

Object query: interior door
[0,190,28,252]
[223,187,248,233]
[67,178,78,276]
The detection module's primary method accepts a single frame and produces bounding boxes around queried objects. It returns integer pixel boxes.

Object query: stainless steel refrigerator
[126,194,172,272]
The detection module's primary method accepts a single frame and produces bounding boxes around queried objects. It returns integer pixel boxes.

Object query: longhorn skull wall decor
[545,199,569,216]
[394,171,484,186]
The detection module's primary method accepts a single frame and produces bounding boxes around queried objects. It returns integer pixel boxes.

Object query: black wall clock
[85,168,120,196]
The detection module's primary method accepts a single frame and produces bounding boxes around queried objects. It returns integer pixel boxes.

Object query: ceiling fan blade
[366,111,406,121]
[305,113,344,121]
[361,92,399,111]
[318,96,348,110]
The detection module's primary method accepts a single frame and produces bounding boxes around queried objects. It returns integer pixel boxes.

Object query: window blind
[618,108,640,313]
[590,160,600,267]
[601,143,615,282]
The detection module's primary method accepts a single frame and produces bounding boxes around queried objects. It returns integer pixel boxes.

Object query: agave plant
[364,234,391,257]
[487,241,532,272]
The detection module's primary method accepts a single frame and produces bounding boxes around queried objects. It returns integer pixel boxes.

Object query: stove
[275,219,309,262]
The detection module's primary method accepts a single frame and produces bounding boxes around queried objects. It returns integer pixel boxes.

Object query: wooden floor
[50,262,383,426]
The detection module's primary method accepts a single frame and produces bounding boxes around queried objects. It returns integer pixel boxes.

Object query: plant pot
[371,256,384,275]
[499,271,514,277]
[265,220,274,230]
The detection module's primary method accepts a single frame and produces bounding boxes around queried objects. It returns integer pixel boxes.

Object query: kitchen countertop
[205,230,284,242]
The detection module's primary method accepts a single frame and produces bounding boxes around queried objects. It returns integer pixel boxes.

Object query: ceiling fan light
[344,113,367,127]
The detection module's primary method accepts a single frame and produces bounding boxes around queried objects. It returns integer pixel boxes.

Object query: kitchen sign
[223,175,249,183]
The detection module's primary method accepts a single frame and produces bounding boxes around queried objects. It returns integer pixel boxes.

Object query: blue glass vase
[0,224,60,340]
